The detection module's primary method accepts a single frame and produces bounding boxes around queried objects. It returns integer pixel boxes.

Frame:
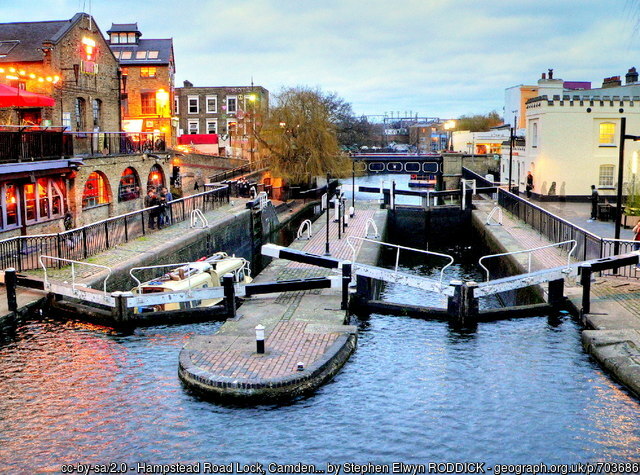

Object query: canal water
[1,202,640,472]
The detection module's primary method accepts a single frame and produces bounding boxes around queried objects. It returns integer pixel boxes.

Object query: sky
[2,0,640,121]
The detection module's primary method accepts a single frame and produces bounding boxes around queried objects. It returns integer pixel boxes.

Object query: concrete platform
[179,203,387,402]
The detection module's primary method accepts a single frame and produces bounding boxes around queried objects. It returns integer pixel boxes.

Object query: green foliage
[455,111,503,132]
[625,177,640,215]
[256,86,352,185]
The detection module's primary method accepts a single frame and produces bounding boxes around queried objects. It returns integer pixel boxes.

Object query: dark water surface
[1,212,640,472]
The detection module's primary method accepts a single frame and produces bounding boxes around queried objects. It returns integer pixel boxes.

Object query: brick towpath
[179,203,385,401]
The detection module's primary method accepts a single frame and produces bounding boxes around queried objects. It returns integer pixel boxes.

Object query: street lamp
[443,120,456,151]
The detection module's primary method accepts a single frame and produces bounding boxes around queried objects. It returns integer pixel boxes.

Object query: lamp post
[614,117,640,255]
[508,112,517,193]
[351,158,355,212]
[325,172,331,256]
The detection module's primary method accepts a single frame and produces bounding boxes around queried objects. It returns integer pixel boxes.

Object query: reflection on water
[1,205,640,471]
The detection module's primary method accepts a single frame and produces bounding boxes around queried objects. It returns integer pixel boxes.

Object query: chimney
[183,80,193,88]
[602,76,622,88]
[548,68,554,79]
[542,72,546,80]
[626,67,638,85]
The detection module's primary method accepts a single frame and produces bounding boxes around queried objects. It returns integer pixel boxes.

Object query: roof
[0,13,107,64]
[110,38,173,65]
[107,23,140,34]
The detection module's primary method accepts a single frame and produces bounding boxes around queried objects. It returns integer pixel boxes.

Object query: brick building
[107,22,175,146]
[175,81,268,160]
[0,12,120,130]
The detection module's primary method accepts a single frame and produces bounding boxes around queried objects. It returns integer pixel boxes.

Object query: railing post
[579,263,592,315]
[124,215,129,242]
[82,227,88,259]
[104,221,110,249]
[223,273,236,319]
[5,267,18,312]
[342,260,352,311]
[548,279,565,307]
[15,238,22,272]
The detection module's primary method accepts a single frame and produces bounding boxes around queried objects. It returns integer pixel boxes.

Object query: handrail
[486,205,503,225]
[346,236,455,287]
[296,219,313,240]
[39,255,112,293]
[129,262,200,294]
[478,239,577,282]
[364,218,379,238]
[258,191,269,210]
[190,209,209,228]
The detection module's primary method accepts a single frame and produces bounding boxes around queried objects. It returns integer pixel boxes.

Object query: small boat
[408,174,436,188]
[132,252,252,312]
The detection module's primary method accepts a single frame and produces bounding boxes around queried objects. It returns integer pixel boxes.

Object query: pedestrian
[525,171,534,199]
[589,185,599,222]
[634,221,640,251]
[144,189,159,229]
[161,186,173,226]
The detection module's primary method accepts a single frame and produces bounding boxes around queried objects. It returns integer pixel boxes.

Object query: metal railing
[478,240,577,282]
[296,220,312,240]
[67,131,166,156]
[39,255,112,292]
[0,185,229,272]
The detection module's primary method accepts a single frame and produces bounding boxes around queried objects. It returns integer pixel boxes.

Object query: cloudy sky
[3,0,640,120]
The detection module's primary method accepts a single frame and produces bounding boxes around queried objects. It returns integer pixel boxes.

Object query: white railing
[364,218,379,239]
[129,262,203,294]
[486,205,503,226]
[258,191,269,210]
[39,255,112,293]
[478,239,577,282]
[346,236,455,286]
[190,209,209,228]
[296,219,313,240]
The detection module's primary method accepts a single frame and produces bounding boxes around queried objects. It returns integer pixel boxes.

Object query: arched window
[147,164,165,191]
[75,97,86,131]
[599,122,616,145]
[92,99,102,128]
[82,172,111,208]
[118,167,141,202]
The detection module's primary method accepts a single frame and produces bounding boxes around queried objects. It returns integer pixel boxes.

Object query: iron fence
[0,185,229,272]
[0,128,73,162]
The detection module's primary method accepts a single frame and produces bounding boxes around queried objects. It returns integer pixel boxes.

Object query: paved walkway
[179,203,383,400]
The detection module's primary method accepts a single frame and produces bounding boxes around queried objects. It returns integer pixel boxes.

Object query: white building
[452,129,510,155]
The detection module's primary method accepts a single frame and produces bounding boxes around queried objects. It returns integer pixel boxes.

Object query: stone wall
[442,153,500,190]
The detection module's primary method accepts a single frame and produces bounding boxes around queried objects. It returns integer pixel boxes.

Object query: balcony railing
[0,127,166,163]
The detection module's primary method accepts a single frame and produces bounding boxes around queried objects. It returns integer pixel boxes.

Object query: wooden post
[548,279,565,307]
[110,291,123,323]
[342,261,352,311]
[223,273,236,319]
[5,267,17,312]
[447,280,478,326]
[580,264,592,315]
[447,280,463,318]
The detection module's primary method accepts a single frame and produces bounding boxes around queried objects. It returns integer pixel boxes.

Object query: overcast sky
[3,0,640,120]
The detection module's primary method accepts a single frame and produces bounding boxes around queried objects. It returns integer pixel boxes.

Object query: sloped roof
[110,38,173,66]
[0,13,93,63]
[107,23,140,34]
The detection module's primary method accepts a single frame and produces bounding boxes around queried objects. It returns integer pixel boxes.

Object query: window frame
[24,178,65,224]
[599,122,616,147]
[188,96,199,114]
[140,67,156,78]
[187,119,199,134]
[140,92,157,115]
[206,95,217,113]
[226,95,237,114]
[0,182,20,230]
[206,119,218,134]
[82,171,111,209]
[599,164,615,188]
[118,167,141,202]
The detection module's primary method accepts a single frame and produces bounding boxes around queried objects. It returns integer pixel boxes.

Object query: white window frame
[0,182,21,230]
[531,121,538,148]
[599,122,616,147]
[226,118,237,133]
[206,119,218,134]
[187,120,199,134]
[174,97,179,115]
[188,96,199,114]
[226,95,237,114]
[599,164,615,188]
[206,95,217,113]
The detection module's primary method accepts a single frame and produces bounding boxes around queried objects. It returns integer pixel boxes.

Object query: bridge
[351,152,443,180]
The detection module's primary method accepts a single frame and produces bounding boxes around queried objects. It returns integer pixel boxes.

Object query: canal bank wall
[179,205,388,403]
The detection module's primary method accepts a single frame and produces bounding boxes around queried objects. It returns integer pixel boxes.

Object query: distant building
[174,81,268,160]
[107,22,175,145]
[409,122,447,153]
[452,129,510,155]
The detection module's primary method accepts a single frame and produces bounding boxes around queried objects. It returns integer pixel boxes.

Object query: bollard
[5,268,17,313]
[349,206,354,218]
[297,362,304,371]
[447,280,463,317]
[342,261,352,311]
[223,273,236,319]
[579,264,592,315]
[110,291,123,323]
[255,324,265,354]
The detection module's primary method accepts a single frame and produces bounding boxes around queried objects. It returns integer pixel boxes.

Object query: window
[226,96,237,113]
[136,51,147,60]
[82,172,110,209]
[120,51,132,60]
[140,67,156,78]
[92,99,102,128]
[532,122,538,148]
[188,120,199,134]
[227,119,237,133]
[148,51,159,59]
[206,119,217,134]
[188,96,199,114]
[127,32,136,43]
[110,34,120,44]
[599,122,616,146]
[24,178,65,224]
[599,165,615,187]
[206,96,217,113]
[118,167,141,202]
[174,97,179,114]
[141,92,156,115]
[147,164,165,191]
[0,183,19,230]
[75,97,86,131]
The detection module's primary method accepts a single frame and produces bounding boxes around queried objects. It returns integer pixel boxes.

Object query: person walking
[525,171,534,199]
[589,185,599,222]
[144,189,159,229]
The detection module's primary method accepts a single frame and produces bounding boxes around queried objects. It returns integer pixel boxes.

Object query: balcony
[0,127,166,163]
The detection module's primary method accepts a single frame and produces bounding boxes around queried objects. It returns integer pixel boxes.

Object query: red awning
[0,83,55,107]
[178,134,219,145]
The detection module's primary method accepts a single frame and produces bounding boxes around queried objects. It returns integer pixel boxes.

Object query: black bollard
[342,261,352,311]
[223,273,236,319]
[255,324,265,354]
[5,267,17,312]
[579,264,592,315]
